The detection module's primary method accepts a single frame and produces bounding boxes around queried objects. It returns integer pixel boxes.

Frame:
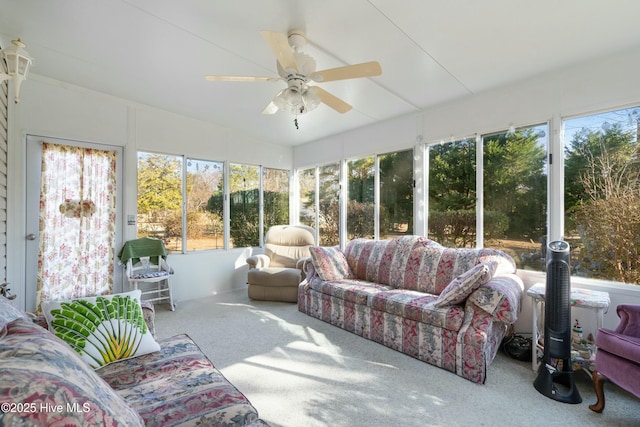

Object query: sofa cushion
[434,263,491,308]
[344,236,442,287]
[309,278,392,305]
[0,318,144,426]
[428,247,513,294]
[248,267,302,287]
[98,334,264,427]
[371,289,464,331]
[42,290,160,369]
[309,246,352,281]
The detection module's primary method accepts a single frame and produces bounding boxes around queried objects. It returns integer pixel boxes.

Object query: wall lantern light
[0,38,34,103]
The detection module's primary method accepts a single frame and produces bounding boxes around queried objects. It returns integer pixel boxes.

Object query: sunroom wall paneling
[294,114,419,167]
[18,77,129,145]
[293,45,640,334]
[7,75,292,311]
[134,107,290,169]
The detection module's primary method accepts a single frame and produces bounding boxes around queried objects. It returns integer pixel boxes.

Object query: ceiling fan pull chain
[294,117,299,130]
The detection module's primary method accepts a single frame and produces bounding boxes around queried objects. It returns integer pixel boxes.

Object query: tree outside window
[483,126,548,271]
[347,157,375,240]
[318,163,340,245]
[298,168,316,230]
[263,167,290,235]
[564,107,640,283]
[227,164,260,248]
[186,159,223,250]
[380,150,413,239]
[137,152,183,252]
[428,128,547,270]
[301,150,414,245]
[428,138,477,248]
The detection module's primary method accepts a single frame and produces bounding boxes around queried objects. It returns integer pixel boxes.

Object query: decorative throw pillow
[42,290,160,369]
[434,262,491,307]
[309,246,352,281]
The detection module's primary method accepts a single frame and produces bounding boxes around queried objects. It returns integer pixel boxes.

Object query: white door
[25,135,124,312]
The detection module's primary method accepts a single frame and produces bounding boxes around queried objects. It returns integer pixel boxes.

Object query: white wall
[7,75,291,311]
[293,45,640,336]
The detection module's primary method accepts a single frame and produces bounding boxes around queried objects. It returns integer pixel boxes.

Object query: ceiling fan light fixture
[273,86,320,115]
[302,87,321,112]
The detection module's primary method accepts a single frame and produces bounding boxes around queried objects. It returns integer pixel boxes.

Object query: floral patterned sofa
[298,235,524,383]
[0,295,268,427]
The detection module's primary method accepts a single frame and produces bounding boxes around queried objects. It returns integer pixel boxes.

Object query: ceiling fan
[205,30,382,120]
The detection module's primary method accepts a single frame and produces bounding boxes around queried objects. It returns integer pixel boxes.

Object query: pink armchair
[589,304,640,412]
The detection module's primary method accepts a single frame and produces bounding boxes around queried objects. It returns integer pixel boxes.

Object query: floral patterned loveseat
[0,295,268,427]
[298,235,524,383]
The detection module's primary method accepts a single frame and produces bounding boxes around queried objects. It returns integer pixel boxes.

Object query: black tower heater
[533,240,582,404]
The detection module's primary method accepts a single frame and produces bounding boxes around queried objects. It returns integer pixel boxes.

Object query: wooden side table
[527,283,610,372]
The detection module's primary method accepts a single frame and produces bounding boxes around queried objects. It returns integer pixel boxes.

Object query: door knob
[26,233,36,240]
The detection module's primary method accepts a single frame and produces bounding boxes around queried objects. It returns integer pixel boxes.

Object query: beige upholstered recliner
[246,225,315,302]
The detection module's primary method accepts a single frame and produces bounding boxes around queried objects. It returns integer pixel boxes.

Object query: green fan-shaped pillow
[42,290,160,369]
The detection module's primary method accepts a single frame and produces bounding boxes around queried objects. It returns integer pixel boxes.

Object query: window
[428,137,476,248]
[347,157,375,240]
[379,150,414,239]
[186,159,224,250]
[229,163,260,248]
[138,154,288,251]
[263,167,290,234]
[427,127,547,266]
[296,163,341,245]
[297,163,340,246]
[564,106,640,283]
[483,125,547,270]
[137,152,183,252]
[298,168,316,229]
[299,149,414,246]
[318,163,340,245]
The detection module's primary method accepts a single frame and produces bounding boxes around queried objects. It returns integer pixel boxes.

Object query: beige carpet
[154,289,639,427]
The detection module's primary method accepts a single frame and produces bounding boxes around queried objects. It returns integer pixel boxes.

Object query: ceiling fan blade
[311,86,352,114]
[310,61,382,83]
[260,30,298,73]
[205,75,280,82]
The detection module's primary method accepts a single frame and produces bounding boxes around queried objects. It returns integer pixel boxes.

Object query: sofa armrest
[615,304,640,337]
[140,300,156,339]
[246,254,270,269]
[466,274,524,324]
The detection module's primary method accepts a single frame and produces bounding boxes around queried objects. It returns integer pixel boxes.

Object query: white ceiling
[2,0,640,146]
